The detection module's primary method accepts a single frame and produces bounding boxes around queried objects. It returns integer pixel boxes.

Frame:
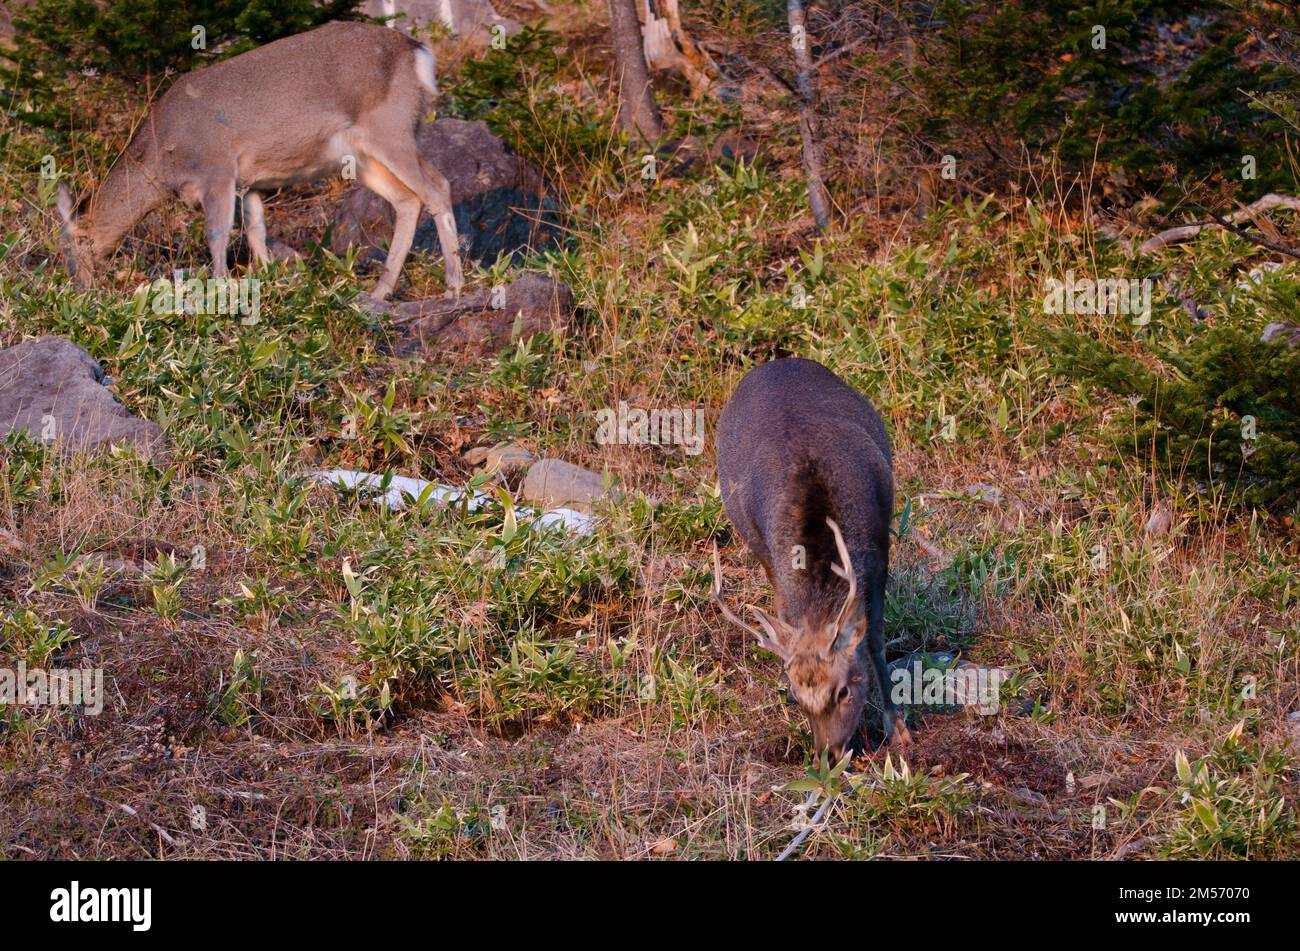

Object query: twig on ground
[1197,204,1300,259]
[775,790,835,861]
[116,802,179,847]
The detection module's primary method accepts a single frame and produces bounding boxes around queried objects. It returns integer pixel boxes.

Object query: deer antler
[825,518,862,646]
[712,541,790,661]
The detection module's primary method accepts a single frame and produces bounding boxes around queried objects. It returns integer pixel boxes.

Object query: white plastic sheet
[309,468,596,536]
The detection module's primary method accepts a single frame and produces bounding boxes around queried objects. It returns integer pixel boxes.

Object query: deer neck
[82,148,168,260]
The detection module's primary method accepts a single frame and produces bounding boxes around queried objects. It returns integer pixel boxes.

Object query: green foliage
[399,800,494,859]
[0,607,78,665]
[908,0,1299,205]
[0,432,55,509]
[886,561,978,653]
[1161,724,1296,858]
[1046,318,1300,508]
[10,0,365,79]
[2,270,370,471]
[459,635,624,727]
[443,24,612,170]
[213,648,263,727]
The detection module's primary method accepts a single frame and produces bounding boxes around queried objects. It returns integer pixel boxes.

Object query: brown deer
[714,357,910,760]
[55,21,463,300]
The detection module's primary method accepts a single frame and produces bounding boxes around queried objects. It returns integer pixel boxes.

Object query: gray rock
[386,273,574,354]
[521,459,610,512]
[1262,322,1300,348]
[331,118,562,272]
[467,442,537,474]
[0,337,166,461]
[268,240,302,262]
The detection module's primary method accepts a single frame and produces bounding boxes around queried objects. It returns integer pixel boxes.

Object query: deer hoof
[888,718,913,750]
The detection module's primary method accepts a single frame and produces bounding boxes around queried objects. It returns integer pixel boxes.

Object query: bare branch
[1138,193,1300,255]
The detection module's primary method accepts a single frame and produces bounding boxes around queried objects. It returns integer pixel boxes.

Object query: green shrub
[1045,319,1300,508]
[11,0,366,79]
[443,24,613,170]
[1161,725,1296,859]
[906,0,1299,206]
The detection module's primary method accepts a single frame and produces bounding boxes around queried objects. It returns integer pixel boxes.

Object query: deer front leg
[201,180,237,279]
[867,585,911,750]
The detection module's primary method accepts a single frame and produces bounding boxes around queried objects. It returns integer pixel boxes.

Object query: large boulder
[0,337,166,460]
[361,0,521,40]
[331,119,563,271]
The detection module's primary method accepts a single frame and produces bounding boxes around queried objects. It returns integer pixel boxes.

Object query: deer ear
[832,611,867,655]
[56,183,76,226]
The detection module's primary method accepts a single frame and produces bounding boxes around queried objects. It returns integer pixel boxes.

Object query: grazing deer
[714,357,910,760]
[55,21,463,300]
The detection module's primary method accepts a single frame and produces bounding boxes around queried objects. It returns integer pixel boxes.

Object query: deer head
[55,183,99,288]
[714,517,868,760]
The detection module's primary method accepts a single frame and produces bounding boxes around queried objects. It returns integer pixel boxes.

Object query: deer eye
[835,684,852,706]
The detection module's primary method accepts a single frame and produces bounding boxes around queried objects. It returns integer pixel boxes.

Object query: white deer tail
[413,45,437,97]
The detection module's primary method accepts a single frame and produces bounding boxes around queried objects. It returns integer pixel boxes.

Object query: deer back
[717,357,893,626]
[136,22,432,191]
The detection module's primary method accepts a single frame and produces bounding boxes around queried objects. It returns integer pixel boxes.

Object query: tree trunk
[787,0,833,231]
[608,0,664,144]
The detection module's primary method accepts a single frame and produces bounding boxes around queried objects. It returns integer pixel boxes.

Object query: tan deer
[56,21,463,300]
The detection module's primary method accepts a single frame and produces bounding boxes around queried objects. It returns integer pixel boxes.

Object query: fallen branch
[1138,193,1300,255]
[1106,835,1155,861]
[775,791,835,861]
[1198,204,1300,259]
[116,802,179,847]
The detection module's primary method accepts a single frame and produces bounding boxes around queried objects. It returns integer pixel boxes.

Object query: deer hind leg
[242,191,271,269]
[361,143,463,297]
[201,179,237,279]
[358,161,421,301]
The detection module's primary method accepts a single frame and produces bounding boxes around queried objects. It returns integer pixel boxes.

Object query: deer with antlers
[714,357,910,760]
